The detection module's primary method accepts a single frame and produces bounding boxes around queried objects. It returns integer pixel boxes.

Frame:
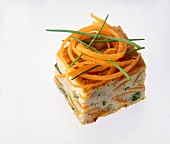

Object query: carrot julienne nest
[52,13,144,89]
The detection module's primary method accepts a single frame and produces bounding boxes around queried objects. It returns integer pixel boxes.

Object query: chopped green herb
[54,63,62,74]
[91,102,99,106]
[106,104,112,111]
[71,106,75,110]
[103,100,107,106]
[59,87,67,98]
[132,92,140,101]
[73,91,79,99]
[62,39,70,42]
[125,87,129,91]
[98,92,102,96]
[91,102,96,106]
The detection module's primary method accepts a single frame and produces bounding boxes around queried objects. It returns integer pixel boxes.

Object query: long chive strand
[83,38,145,43]
[46,29,141,49]
[71,65,100,80]
[126,47,145,55]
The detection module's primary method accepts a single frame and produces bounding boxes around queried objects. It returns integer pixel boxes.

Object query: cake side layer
[54,75,145,124]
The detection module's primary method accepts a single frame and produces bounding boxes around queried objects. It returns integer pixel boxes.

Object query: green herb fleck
[54,63,62,74]
[71,106,75,110]
[59,87,67,98]
[132,92,140,101]
[73,91,79,99]
[106,104,112,111]
[91,102,99,106]
[125,87,129,91]
[91,102,96,106]
[126,47,145,55]
[103,100,107,106]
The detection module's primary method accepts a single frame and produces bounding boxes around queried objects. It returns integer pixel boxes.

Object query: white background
[0,0,170,143]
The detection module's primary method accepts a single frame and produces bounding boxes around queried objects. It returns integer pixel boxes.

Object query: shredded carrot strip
[115,98,129,103]
[74,54,140,81]
[106,42,110,49]
[104,48,117,54]
[91,13,112,29]
[76,43,124,61]
[56,14,141,89]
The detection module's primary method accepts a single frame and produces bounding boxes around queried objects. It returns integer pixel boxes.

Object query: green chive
[46,29,142,49]
[103,100,107,106]
[69,53,83,67]
[71,65,100,80]
[128,38,145,41]
[69,14,109,67]
[83,38,145,43]
[126,47,145,55]
[108,60,131,80]
[54,63,62,74]
[70,36,131,80]
[73,91,79,99]
[132,92,140,101]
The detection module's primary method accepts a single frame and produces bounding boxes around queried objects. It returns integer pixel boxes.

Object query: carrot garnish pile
[47,13,144,89]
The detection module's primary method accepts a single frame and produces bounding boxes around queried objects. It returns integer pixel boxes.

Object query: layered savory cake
[49,13,146,124]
